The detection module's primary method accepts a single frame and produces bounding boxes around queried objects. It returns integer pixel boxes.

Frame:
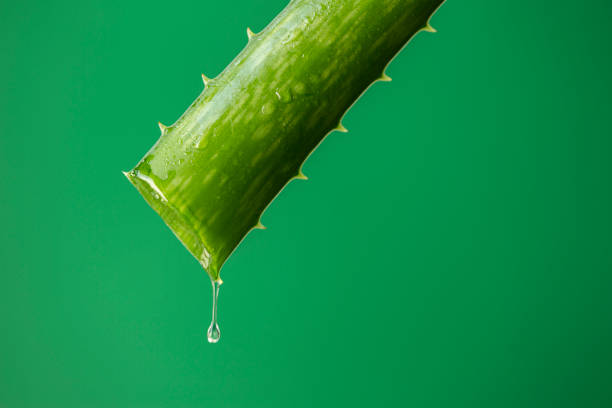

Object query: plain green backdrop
[1,0,611,407]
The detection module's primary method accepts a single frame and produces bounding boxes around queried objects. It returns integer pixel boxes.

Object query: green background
[1,0,611,406]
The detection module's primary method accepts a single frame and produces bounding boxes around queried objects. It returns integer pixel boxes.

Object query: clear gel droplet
[207,279,221,343]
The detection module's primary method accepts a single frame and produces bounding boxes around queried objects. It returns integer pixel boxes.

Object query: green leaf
[125,0,445,281]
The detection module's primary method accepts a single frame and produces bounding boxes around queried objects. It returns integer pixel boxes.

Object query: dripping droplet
[207,278,221,343]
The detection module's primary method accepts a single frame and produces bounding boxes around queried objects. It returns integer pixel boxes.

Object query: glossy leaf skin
[125,0,445,281]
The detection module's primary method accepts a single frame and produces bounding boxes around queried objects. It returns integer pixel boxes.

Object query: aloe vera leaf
[125,0,445,282]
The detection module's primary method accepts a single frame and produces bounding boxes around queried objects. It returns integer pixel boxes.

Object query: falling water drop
[207,279,221,343]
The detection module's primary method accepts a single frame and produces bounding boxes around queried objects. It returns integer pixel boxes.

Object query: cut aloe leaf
[125,0,445,282]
